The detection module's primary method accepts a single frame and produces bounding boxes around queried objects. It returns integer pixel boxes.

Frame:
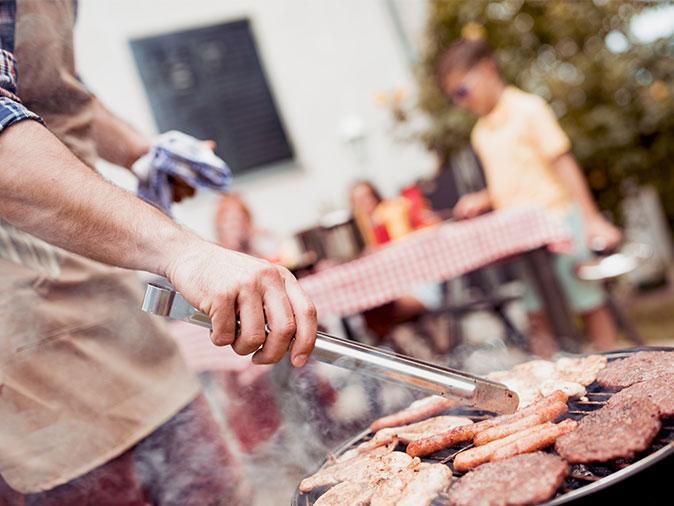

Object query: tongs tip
[471,382,520,414]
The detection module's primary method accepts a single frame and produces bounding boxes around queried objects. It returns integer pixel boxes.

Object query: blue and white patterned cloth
[134,130,232,215]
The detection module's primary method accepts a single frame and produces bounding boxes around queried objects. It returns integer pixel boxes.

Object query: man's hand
[0,121,317,367]
[585,215,622,252]
[168,175,197,203]
[452,190,492,220]
[166,241,317,367]
[165,140,215,203]
[91,98,199,203]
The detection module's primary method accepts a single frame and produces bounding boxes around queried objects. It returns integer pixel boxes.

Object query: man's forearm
[0,120,318,367]
[91,98,151,170]
[0,120,195,276]
[553,153,599,219]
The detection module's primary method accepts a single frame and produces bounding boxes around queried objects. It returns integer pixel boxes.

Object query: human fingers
[170,176,197,202]
[209,291,237,346]
[251,270,296,365]
[231,288,267,356]
[278,268,317,367]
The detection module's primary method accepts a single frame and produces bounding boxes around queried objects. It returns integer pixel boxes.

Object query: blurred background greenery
[392,0,674,228]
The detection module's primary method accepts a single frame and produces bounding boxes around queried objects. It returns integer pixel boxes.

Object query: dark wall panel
[130,19,294,174]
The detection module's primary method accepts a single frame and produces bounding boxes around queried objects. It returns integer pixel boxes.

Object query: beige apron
[15,0,98,168]
[0,0,200,493]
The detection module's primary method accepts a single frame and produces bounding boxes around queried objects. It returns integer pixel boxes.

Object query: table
[299,207,579,342]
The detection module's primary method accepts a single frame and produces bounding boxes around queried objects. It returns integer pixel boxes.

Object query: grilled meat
[487,370,542,408]
[538,379,586,399]
[313,482,374,506]
[607,372,674,417]
[454,424,545,473]
[407,391,568,458]
[447,452,568,506]
[375,415,473,444]
[406,423,477,459]
[487,355,607,408]
[371,462,452,506]
[368,465,418,506]
[335,435,398,464]
[453,419,576,472]
[555,397,661,463]
[370,396,457,432]
[554,355,608,386]
[597,351,674,389]
[395,463,453,506]
[473,401,567,446]
[489,419,576,462]
[300,442,398,492]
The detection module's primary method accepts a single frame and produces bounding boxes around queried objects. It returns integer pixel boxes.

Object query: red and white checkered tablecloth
[299,207,572,318]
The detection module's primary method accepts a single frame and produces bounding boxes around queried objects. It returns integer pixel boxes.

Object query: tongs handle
[141,283,518,413]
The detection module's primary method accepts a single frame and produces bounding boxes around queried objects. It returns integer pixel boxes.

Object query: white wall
[75,0,434,240]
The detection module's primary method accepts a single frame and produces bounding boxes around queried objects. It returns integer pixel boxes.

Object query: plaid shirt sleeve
[0,0,42,132]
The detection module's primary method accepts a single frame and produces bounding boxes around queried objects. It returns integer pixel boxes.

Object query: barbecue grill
[293,347,674,505]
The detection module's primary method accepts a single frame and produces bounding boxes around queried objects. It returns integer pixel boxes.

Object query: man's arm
[90,98,197,201]
[552,153,622,249]
[452,189,492,220]
[90,98,151,170]
[0,120,316,366]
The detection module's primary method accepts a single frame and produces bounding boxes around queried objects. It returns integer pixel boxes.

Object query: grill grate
[293,347,674,506]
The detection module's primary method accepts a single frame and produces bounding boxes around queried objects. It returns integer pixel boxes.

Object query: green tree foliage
[407,0,674,226]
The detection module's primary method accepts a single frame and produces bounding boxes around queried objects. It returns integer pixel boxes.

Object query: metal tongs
[142,283,518,414]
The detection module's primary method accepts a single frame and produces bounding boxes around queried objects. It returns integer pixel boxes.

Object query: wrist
[153,225,205,280]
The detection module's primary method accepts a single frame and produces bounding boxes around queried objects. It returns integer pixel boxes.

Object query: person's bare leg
[527,311,559,358]
[581,305,619,351]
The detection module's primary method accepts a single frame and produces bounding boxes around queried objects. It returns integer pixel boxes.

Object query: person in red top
[348,181,443,355]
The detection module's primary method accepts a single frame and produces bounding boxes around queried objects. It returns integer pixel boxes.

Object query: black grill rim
[292,346,674,506]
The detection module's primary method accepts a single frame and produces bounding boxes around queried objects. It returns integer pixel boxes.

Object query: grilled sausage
[490,419,577,462]
[473,401,568,446]
[406,424,478,458]
[406,391,569,458]
[453,423,548,472]
[371,396,457,432]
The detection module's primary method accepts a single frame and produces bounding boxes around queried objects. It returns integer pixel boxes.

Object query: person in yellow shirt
[437,38,621,356]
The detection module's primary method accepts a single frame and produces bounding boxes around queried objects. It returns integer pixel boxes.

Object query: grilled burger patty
[447,452,568,506]
[596,351,674,389]
[607,372,674,418]
[555,397,661,463]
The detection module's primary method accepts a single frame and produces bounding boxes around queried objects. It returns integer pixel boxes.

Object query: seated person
[437,38,620,356]
[348,181,444,354]
[350,180,399,246]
